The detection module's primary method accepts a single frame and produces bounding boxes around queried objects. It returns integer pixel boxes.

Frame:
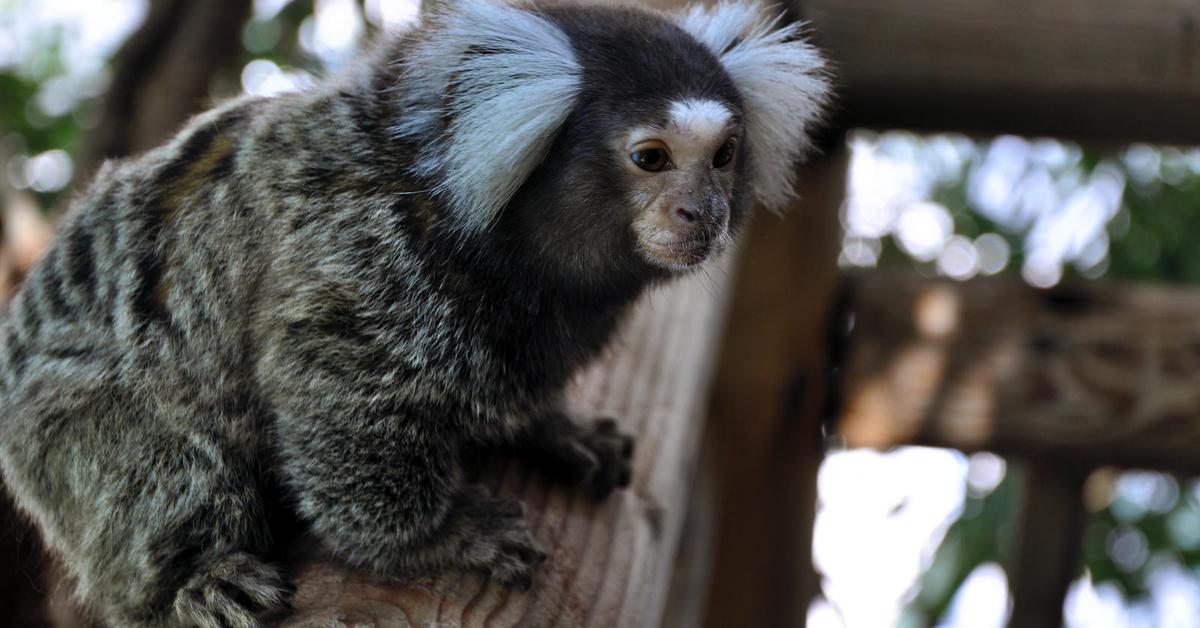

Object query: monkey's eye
[631,147,669,172]
[712,140,736,168]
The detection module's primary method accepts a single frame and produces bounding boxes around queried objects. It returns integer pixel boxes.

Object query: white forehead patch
[668,99,734,142]
[673,2,832,212]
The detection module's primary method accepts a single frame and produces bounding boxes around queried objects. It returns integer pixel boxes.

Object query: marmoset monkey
[0,1,830,625]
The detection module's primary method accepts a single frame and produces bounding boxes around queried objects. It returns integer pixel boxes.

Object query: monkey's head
[393,0,831,287]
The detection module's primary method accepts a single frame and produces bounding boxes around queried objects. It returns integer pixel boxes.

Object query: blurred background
[813,132,1200,628]
[2,0,1200,627]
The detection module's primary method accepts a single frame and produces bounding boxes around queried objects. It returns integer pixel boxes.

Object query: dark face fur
[495,7,750,290]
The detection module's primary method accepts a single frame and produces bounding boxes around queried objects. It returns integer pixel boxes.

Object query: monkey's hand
[519,415,634,500]
[449,485,547,589]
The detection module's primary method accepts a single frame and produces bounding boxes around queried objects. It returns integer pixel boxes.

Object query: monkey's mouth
[636,233,720,269]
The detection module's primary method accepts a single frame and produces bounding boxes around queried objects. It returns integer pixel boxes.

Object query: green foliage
[898,467,1022,627]
[1108,158,1200,283]
[240,0,319,71]
[0,0,322,213]
[0,29,85,209]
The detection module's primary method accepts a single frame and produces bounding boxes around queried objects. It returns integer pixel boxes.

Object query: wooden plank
[838,274,1200,472]
[799,0,1200,144]
[1007,461,1086,628]
[703,142,848,628]
[278,263,734,627]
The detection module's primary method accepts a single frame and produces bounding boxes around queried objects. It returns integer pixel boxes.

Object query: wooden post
[661,441,718,628]
[1007,461,1087,628]
[77,0,253,180]
[704,140,847,628]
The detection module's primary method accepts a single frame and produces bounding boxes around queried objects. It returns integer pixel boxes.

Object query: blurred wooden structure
[839,276,1200,472]
[835,277,1200,626]
[701,1,1200,627]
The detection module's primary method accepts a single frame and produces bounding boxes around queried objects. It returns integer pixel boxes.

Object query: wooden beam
[278,265,733,627]
[837,274,1200,472]
[799,0,1200,144]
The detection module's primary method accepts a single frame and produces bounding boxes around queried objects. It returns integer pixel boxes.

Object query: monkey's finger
[619,433,634,458]
[589,443,624,501]
[489,496,525,519]
[617,461,632,488]
[502,541,548,565]
[560,440,601,485]
[594,417,620,434]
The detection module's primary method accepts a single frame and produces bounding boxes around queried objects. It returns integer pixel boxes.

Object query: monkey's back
[0,96,279,405]
[0,97,303,616]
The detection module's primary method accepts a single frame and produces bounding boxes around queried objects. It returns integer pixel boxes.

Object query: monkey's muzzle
[634,206,728,269]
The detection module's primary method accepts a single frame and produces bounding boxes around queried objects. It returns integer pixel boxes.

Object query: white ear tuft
[394,0,581,234]
[676,2,832,212]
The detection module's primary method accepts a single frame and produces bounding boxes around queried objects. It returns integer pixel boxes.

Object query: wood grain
[279,263,734,627]
[838,274,1200,472]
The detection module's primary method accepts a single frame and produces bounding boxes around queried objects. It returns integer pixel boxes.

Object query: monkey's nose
[674,207,698,224]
